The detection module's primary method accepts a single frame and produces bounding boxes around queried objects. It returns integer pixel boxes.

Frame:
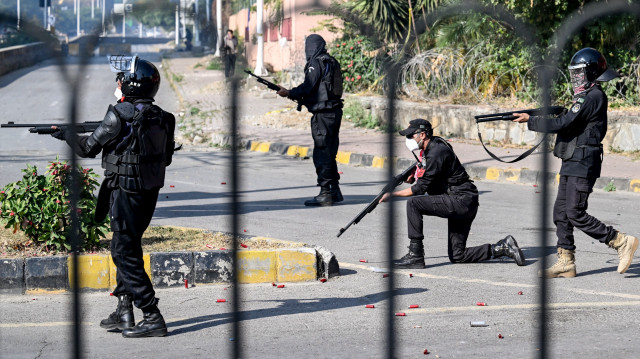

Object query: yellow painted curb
[286,145,309,158]
[631,179,640,193]
[25,289,67,295]
[108,255,152,290]
[276,249,317,282]
[503,169,521,182]
[336,151,352,164]
[372,156,386,169]
[485,168,501,181]
[237,251,277,283]
[250,141,271,153]
[68,255,110,290]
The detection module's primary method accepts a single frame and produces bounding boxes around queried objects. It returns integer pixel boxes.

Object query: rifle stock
[337,162,418,238]
[1,121,101,135]
[474,106,566,123]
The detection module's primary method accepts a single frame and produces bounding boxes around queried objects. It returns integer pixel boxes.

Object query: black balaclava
[305,34,327,63]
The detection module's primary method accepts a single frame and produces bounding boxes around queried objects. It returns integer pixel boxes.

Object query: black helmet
[109,56,161,99]
[569,47,618,81]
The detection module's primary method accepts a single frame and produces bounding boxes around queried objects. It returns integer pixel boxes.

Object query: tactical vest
[304,54,343,113]
[102,103,175,192]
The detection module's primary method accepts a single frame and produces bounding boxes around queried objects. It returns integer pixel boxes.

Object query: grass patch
[343,98,382,129]
[0,225,300,258]
[190,107,201,115]
[207,58,224,70]
[172,73,184,83]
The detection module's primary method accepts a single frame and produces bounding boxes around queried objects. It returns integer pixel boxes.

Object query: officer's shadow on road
[165,287,427,336]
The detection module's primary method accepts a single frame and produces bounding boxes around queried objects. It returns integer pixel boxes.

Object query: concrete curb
[235,137,640,193]
[0,236,339,294]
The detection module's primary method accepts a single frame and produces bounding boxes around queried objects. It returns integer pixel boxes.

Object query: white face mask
[114,87,123,100]
[405,137,420,151]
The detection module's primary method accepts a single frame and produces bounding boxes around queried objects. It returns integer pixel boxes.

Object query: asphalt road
[2,56,640,358]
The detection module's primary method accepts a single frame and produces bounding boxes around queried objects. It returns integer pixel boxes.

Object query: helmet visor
[569,65,588,94]
[108,55,138,73]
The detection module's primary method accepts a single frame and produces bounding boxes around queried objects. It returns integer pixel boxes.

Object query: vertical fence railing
[229,77,242,359]
[3,0,640,357]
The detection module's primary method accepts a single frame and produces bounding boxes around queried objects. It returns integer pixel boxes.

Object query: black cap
[399,119,432,136]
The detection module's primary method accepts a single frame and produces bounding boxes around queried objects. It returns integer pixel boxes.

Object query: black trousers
[109,187,159,310]
[311,109,342,187]
[224,54,236,78]
[554,175,616,250]
[406,183,491,263]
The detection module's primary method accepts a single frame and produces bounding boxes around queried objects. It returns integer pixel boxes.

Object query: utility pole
[254,0,265,75]
[16,0,20,30]
[91,0,95,19]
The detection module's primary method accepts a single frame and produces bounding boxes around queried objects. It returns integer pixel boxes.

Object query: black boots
[100,294,135,331]
[305,186,333,207]
[122,300,167,338]
[491,235,525,266]
[331,183,344,203]
[305,184,343,206]
[393,240,425,269]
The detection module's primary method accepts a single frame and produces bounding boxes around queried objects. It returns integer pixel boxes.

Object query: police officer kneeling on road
[277,34,344,206]
[52,55,176,337]
[379,119,525,269]
[513,47,638,278]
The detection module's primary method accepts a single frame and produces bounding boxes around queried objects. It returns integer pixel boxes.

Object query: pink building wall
[229,0,341,72]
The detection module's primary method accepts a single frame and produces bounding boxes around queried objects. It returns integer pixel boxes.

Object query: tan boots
[541,232,638,278]
[540,248,577,278]
[608,232,639,274]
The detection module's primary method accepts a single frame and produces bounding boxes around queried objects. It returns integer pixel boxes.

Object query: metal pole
[101,0,106,35]
[385,65,397,359]
[74,0,76,15]
[77,0,80,36]
[214,0,222,56]
[175,5,180,45]
[16,0,20,30]
[91,0,94,19]
[206,0,210,24]
[254,0,265,75]
[195,0,201,46]
[230,77,242,359]
[43,0,47,28]
[181,0,186,44]
[122,0,126,39]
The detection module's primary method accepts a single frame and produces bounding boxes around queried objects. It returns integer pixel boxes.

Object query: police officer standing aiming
[513,47,639,278]
[277,34,344,206]
[52,55,176,337]
[379,119,525,269]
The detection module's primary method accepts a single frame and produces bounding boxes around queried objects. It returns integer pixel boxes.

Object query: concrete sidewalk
[163,55,640,193]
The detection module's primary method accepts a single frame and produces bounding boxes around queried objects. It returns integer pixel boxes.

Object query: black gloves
[51,128,66,141]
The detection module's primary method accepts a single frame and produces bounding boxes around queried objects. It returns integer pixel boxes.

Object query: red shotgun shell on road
[320,278,327,283]
[277,284,285,288]
[476,302,486,306]
[409,304,419,308]
[395,312,406,316]
[365,304,375,308]
[217,299,226,303]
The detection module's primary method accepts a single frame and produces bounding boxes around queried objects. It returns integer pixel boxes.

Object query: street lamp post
[16,0,20,29]
[214,0,222,56]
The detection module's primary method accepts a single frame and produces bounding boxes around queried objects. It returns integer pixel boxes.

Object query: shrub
[329,36,382,94]
[0,159,109,251]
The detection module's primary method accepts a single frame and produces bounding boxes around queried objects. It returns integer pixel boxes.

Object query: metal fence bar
[385,65,398,359]
[230,77,242,359]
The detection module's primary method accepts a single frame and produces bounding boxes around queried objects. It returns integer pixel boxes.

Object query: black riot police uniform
[287,34,344,206]
[52,56,176,337]
[524,48,638,278]
[391,119,524,269]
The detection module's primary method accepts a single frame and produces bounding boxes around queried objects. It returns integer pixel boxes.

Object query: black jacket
[411,137,472,196]
[528,85,607,178]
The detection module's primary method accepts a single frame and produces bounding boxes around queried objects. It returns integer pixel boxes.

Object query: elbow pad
[92,105,123,146]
